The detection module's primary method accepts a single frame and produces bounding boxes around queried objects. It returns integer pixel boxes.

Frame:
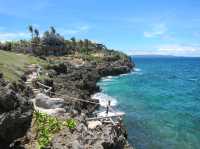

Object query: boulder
[87,121,102,129]
[35,93,65,109]
[32,93,67,116]
[0,83,33,148]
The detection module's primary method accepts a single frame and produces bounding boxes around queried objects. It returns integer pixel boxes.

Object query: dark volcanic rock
[47,53,134,148]
[97,58,133,77]
[0,78,33,148]
[51,63,100,113]
[51,121,133,149]
[49,55,134,115]
[8,81,34,98]
[47,62,68,75]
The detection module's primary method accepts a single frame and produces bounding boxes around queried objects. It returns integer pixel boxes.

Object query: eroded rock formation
[0,75,33,148]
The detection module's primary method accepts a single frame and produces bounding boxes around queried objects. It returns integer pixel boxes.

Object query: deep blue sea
[97,57,200,149]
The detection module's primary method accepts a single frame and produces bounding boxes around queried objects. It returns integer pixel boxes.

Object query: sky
[0,0,200,56]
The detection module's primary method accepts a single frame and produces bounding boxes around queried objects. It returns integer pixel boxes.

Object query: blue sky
[0,0,200,56]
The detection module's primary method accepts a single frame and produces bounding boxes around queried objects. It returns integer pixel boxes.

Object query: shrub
[63,118,77,129]
[35,111,61,148]
[34,111,77,149]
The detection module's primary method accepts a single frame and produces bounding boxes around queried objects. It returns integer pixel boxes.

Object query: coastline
[0,50,135,148]
[47,55,135,148]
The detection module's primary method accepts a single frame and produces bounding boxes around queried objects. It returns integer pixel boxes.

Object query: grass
[34,111,77,149]
[0,50,47,81]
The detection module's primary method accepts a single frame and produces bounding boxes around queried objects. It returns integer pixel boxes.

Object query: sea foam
[134,68,142,72]
[91,92,118,107]
[132,68,143,75]
[101,76,114,81]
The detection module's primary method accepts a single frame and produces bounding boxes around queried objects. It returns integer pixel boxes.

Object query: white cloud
[59,25,90,35]
[144,23,167,38]
[156,44,200,56]
[0,32,29,41]
[128,44,200,57]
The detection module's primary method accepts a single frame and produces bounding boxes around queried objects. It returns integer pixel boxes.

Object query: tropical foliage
[0,25,107,57]
[34,111,77,149]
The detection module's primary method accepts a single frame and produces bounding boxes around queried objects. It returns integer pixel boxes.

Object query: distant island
[132,55,200,58]
[132,54,177,58]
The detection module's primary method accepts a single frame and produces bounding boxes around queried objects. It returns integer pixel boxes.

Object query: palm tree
[28,25,33,40]
[49,26,56,34]
[34,29,39,38]
[33,28,40,54]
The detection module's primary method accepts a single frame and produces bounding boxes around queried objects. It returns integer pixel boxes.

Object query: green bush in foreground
[63,118,77,129]
[34,111,77,149]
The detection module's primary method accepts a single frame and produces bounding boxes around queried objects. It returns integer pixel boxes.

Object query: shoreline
[47,56,134,148]
[0,50,135,148]
[92,69,134,108]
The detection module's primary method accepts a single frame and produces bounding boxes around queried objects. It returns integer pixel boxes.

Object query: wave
[91,92,118,107]
[97,110,125,117]
[134,68,142,72]
[120,73,130,77]
[188,78,198,82]
[107,76,113,79]
[101,76,114,82]
[129,68,143,75]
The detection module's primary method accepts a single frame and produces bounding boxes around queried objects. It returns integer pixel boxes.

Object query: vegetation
[0,26,108,57]
[0,25,129,81]
[34,111,77,149]
[63,118,77,129]
[0,50,47,81]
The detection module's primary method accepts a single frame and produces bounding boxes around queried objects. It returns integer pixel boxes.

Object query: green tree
[41,27,65,56]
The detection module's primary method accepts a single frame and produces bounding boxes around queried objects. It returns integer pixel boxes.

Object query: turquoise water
[97,57,200,149]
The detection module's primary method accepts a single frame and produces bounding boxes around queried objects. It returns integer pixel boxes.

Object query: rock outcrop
[44,53,134,148]
[0,75,33,148]
[32,93,67,116]
[0,50,134,148]
[51,121,133,149]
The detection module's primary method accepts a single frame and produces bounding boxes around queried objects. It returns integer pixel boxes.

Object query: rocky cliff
[0,73,33,149]
[0,50,134,149]
[42,51,134,148]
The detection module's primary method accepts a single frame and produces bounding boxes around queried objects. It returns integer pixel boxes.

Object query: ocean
[93,57,200,149]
